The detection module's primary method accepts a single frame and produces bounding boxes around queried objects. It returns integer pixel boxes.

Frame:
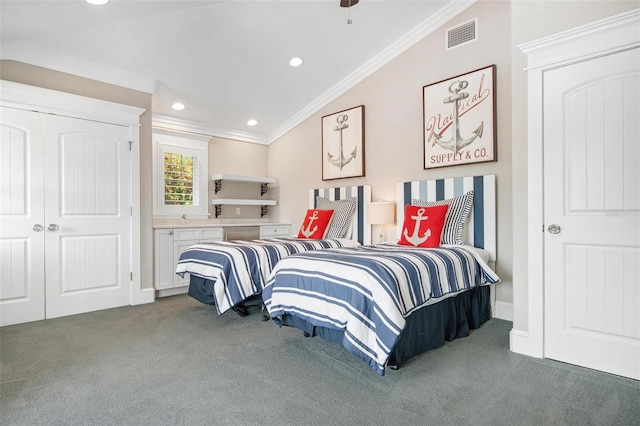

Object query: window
[153,132,209,218]
[163,151,198,206]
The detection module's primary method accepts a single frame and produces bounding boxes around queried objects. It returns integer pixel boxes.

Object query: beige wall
[269,0,515,314]
[0,60,155,290]
[3,0,636,328]
[208,137,270,220]
[510,1,639,331]
[269,0,638,331]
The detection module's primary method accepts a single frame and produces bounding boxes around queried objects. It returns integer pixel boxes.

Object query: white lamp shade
[368,201,395,225]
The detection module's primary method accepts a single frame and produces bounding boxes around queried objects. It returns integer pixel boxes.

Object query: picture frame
[423,65,496,169]
[322,105,365,180]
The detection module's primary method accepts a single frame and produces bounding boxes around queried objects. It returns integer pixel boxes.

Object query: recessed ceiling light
[289,57,303,67]
[247,119,258,126]
[171,102,185,111]
[86,0,109,5]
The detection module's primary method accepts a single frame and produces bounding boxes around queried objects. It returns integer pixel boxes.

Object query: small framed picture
[322,105,365,180]
[423,65,496,169]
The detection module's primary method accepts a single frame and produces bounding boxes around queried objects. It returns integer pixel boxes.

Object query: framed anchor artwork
[423,64,496,169]
[322,105,365,180]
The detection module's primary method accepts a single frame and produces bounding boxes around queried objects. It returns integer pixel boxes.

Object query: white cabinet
[259,224,292,238]
[154,227,223,296]
[211,174,277,218]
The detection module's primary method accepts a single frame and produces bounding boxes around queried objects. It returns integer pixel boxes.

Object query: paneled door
[543,47,640,379]
[0,108,133,325]
[0,108,46,325]
[44,114,132,319]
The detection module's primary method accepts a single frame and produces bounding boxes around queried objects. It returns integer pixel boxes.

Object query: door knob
[547,224,561,234]
[48,223,60,231]
[33,224,44,232]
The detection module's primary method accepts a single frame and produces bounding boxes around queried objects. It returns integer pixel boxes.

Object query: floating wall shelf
[210,174,278,218]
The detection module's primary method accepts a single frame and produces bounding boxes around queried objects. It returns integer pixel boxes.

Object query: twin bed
[176,185,371,317]
[176,175,500,375]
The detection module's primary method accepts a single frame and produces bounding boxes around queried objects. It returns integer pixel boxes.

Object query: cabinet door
[154,230,175,290]
[173,241,195,287]
[0,108,46,326]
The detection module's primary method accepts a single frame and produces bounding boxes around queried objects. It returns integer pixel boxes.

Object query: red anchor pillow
[297,209,335,239]
[398,204,449,248]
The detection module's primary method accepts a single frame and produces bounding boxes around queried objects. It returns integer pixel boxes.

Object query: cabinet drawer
[260,224,292,237]
[173,227,223,242]
[200,228,223,240]
[173,229,200,241]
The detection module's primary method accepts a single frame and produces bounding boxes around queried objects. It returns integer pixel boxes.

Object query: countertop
[153,220,291,229]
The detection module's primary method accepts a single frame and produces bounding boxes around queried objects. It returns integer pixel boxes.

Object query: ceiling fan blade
[340,0,359,7]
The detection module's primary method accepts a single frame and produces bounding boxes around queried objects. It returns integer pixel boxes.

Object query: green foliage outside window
[164,152,195,205]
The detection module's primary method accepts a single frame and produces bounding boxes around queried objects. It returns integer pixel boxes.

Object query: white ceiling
[0,0,473,143]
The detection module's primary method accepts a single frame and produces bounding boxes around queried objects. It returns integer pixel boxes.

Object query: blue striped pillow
[316,197,357,239]
[412,191,474,245]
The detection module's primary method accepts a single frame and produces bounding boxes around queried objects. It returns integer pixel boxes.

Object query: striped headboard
[309,185,372,245]
[396,175,496,261]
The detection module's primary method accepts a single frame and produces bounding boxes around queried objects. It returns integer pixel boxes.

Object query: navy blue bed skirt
[187,275,263,308]
[279,285,492,370]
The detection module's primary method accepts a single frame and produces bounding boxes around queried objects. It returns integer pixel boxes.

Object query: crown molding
[518,8,640,71]
[267,0,477,143]
[152,114,268,145]
[0,43,157,94]
[1,0,477,145]
[0,80,145,126]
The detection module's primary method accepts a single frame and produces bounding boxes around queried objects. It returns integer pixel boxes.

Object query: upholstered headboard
[396,175,496,261]
[309,185,372,245]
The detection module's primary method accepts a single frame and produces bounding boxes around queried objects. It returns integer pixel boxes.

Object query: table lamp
[368,201,395,244]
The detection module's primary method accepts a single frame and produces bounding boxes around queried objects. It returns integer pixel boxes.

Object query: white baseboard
[132,286,155,305]
[157,286,189,298]
[494,301,513,321]
[509,328,531,356]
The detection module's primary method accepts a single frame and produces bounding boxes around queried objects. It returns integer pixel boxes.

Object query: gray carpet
[1,295,638,426]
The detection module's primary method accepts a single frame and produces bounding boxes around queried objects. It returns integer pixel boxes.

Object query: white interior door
[0,108,45,326]
[543,47,640,379]
[43,114,133,319]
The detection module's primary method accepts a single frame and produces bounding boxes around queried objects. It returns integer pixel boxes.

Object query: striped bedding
[176,237,360,315]
[262,244,500,375]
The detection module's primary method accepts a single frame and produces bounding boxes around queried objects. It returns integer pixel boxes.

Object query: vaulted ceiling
[1,0,473,143]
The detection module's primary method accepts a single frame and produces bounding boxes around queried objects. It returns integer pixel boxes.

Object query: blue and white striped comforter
[176,237,360,315]
[262,244,500,375]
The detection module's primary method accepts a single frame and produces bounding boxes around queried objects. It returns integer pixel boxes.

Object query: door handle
[48,223,60,231]
[33,224,44,232]
[547,224,561,234]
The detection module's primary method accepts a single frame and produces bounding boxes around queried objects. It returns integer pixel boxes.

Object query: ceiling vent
[446,18,477,51]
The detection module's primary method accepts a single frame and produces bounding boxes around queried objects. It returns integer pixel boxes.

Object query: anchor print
[403,207,432,246]
[433,80,484,155]
[327,114,357,170]
[300,210,321,238]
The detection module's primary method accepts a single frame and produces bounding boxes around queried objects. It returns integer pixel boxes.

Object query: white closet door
[44,115,133,319]
[544,47,640,379]
[0,108,45,326]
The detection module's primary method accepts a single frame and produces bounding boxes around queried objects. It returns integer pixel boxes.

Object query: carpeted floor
[1,294,638,426]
